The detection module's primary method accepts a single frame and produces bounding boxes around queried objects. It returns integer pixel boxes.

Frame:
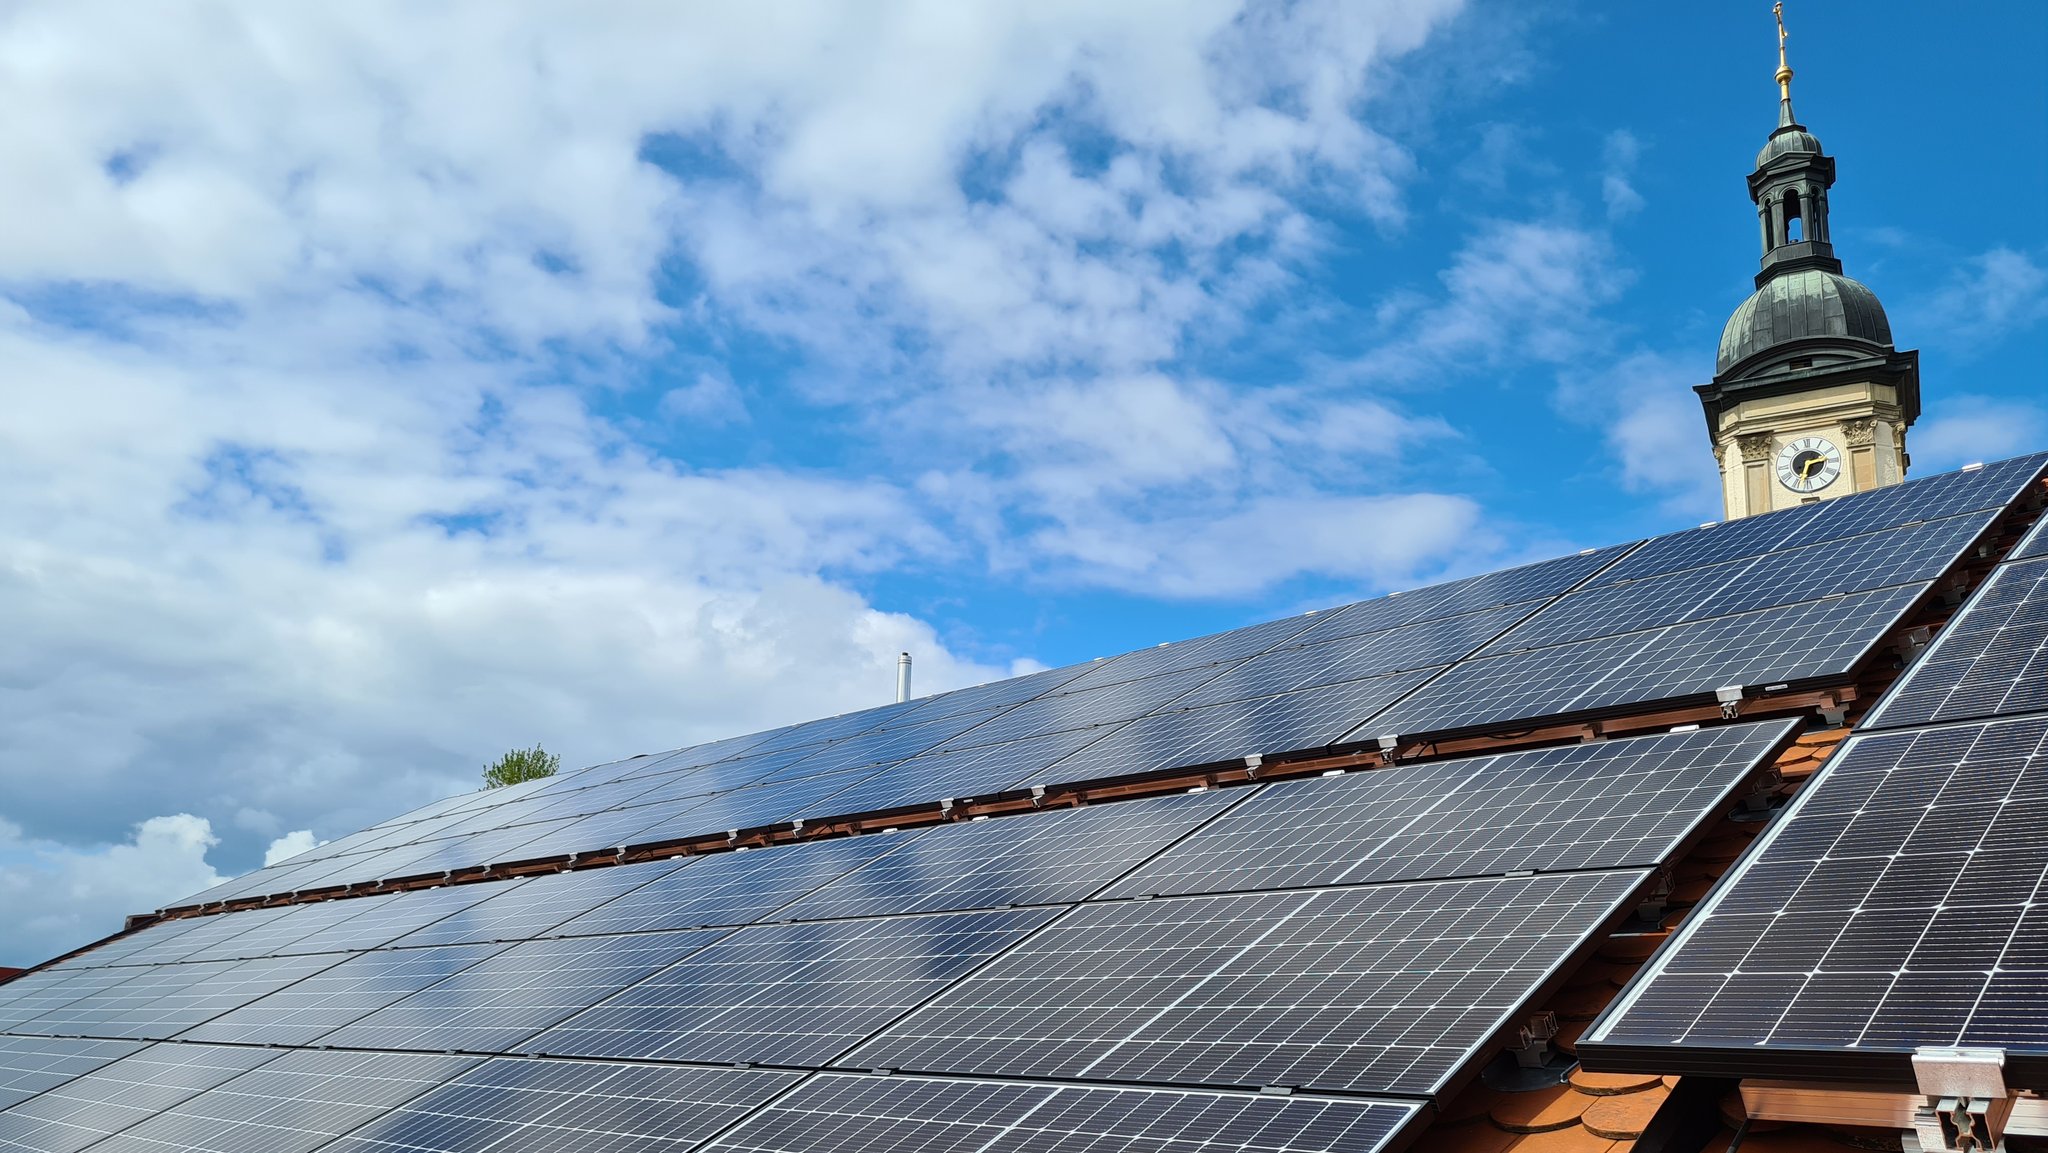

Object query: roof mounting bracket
[1243,753,1263,779]
[1716,685,1746,720]
[1030,785,1047,807]
[1735,768,1786,817]
[1899,624,1935,665]
[1907,1047,2014,1152]
[1376,735,1401,764]
[1634,868,1674,925]
[1509,1012,1561,1069]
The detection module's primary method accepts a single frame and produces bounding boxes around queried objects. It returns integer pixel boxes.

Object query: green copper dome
[1717,268,1893,377]
[1756,125,1823,167]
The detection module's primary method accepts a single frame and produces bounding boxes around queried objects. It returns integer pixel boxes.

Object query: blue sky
[0,0,2042,965]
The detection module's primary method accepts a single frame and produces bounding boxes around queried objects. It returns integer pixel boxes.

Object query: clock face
[1775,435,1843,493]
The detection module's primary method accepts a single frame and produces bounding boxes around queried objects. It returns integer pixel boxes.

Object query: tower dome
[1716,267,1893,377]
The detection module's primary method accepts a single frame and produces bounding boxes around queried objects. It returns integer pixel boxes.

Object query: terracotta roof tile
[1487,1083,1586,1133]
[1567,1069,1664,1096]
[1581,1084,1667,1139]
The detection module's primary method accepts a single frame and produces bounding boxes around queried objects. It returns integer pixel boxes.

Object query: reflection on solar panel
[14,952,347,1040]
[0,1037,146,1111]
[779,789,1242,921]
[323,1058,800,1153]
[177,941,517,1046]
[0,1042,278,1153]
[549,832,920,935]
[316,931,731,1054]
[530,907,1060,1066]
[1865,555,2048,729]
[704,1073,1422,1153]
[81,1049,480,1153]
[845,871,1647,1095]
[1368,583,1924,737]
[1583,715,2048,1082]
[1102,720,1795,898]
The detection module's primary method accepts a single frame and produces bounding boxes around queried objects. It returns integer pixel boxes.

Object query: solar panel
[386,862,689,949]
[1284,543,1636,645]
[1024,667,1440,787]
[933,663,1237,754]
[1583,453,2044,589]
[77,1049,482,1153]
[2014,508,2048,560]
[788,727,1113,818]
[0,969,141,1032]
[1367,583,1925,738]
[0,1037,146,1112]
[176,941,510,1046]
[843,870,1648,1095]
[778,789,1245,922]
[1864,555,2048,730]
[0,1042,280,1153]
[1174,603,1534,710]
[758,709,1013,783]
[549,831,924,936]
[318,1058,800,1153]
[313,931,732,1054]
[1486,512,1987,654]
[13,952,347,1040]
[1044,613,1325,696]
[1102,720,1796,899]
[526,907,1060,1066]
[884,662,1095,726]
[701,1072,1422,1153]
[1583,714,2048,1083]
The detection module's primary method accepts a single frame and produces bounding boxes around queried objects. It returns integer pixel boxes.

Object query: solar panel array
[169,454,2044,912]
[5,455,2044,1149]
[0,719,1797,1151]
[1583,476,2048,1086]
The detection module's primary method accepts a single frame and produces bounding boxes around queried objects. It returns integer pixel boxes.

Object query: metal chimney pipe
[895,652,913,703]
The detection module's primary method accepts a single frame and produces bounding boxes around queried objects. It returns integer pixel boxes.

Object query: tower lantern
[1696,3,1920,520]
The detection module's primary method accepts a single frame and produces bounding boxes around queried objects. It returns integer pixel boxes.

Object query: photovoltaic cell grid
[175,940,519,1047]
[1366,583,1926,738]
[1101,720,1796,898]
[704,1073,1422,1153]
[843,870,1649,1096]
[0,1042,279,1153]
[78,1049,482,1153]
[1482,511,1991,655]
[1583,715,2048,1082]
[321,1058,800,1153]
[527,907,1061,1067]
[0,1037,145,1111]
[1864,555,2048,730]
[776,789,1243,922]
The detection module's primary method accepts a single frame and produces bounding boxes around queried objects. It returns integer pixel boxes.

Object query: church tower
[1696,6,1919,519]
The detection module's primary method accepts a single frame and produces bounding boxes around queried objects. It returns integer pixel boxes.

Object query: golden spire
[1773,2,1794,102]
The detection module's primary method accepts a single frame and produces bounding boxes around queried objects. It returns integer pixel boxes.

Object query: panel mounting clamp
[1377,734,1402,764]
[1906,1046,2014,1152]
[1715,685,1746,720]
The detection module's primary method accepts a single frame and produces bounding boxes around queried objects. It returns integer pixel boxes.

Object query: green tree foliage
[483,743,561,789]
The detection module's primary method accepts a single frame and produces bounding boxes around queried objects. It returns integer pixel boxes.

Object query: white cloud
[1355,220,1626,382]
[0,0,1486,966]
[1554,350,1722,521]
[0,815,227,966]
[1917,247,2048,347]
[1600,129,1644,221]
[262,830,325,866]
[1911,395,2048,473]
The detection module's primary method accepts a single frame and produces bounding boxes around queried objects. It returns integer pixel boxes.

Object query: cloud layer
[0,0,1496,964]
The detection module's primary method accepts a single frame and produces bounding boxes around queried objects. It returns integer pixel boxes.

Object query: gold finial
[1773,2,1794,100]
